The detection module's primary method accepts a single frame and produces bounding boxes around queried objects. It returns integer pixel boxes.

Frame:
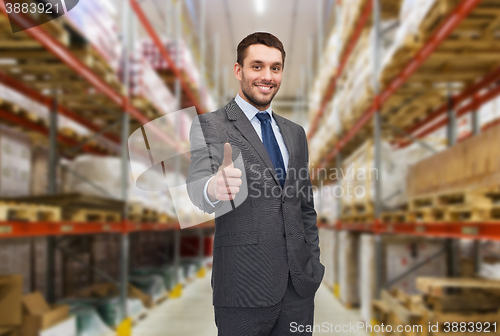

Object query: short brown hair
[237,32,286,69]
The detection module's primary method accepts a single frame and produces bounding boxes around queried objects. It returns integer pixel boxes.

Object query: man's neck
[239,90,270,111]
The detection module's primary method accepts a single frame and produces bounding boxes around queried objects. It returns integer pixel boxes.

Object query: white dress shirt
[203,94,290,208]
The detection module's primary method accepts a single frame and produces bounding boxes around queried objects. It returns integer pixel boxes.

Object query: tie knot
[256,112,271,124]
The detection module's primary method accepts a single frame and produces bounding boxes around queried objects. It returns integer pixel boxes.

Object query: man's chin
[251,93,275,107]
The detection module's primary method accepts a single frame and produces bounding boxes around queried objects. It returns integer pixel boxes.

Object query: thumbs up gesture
[207,143,242,202]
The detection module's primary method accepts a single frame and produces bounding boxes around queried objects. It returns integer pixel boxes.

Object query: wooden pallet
[128,202,163,223]
[341,211,375,224]
[342,201,374,216]
[158,212,171,224]
[410,191,493,210]
[381,211,410,224]
[407,189,499,222]
[0,99,48,128]
[0,202,61,222]
[60,126,84,142]
[66,208,121,223]
[374,280,500,336]
[416,277,500,298]
[378,0,500,132]
[128,202,145,216]
[380,0,459,85]
[0,11,69,47]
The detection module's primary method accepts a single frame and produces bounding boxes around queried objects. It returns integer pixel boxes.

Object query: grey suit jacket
[186,99,324,308]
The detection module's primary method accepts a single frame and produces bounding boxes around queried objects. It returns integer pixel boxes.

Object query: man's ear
[234,62,242,81]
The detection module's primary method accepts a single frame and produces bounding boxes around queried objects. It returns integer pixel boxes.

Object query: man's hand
[207,143,242,202]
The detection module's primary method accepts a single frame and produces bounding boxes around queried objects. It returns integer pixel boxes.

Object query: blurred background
[0,0,500,335]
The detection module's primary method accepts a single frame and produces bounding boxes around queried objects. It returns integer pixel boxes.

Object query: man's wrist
[203,176,220,207]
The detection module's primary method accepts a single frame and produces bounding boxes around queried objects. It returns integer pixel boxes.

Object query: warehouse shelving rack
[312,0,500,305]
[0,0,214,331]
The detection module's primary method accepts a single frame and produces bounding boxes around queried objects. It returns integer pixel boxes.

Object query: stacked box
[128,54,177,115]
[64,0,122,71]
[0,125,31,197]
[314,184,340,223]
[408,122,500,198]
[385,237,447,295]
[381,0,456,83]
[340,139,439,212]
[31,146,66,196]
[140,38,201,87]
[0,239,31,294]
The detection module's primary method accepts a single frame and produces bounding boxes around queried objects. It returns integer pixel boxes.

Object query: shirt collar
[235,94,273,122]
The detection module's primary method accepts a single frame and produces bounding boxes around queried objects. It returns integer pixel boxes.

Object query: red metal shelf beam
[401,79,500,146]
[0,220,213,238]
[320,0,483,168]
[308,0,373,141]
[375,222,500,241]
[0,221,125,238]
[396,65,500,147]
[318,221,500,241]
[130,0,206,115]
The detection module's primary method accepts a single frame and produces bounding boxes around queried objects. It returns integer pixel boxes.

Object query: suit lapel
[225,99,281,187]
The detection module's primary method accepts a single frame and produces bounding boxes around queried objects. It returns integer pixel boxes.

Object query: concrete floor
[133,271,368,336]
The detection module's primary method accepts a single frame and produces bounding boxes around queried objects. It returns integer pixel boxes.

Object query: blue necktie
[255,112,286,188]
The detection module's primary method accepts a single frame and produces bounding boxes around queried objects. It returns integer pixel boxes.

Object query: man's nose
[260,67,272,81]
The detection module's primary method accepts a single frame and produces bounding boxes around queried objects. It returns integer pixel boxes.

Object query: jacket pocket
[213,231,259,248]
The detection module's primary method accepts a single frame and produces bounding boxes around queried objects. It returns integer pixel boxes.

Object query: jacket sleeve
[300,127,322,265]
[186,115,225,214]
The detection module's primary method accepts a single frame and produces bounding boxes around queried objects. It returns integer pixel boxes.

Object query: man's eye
[253,66,261,69]
[273,67,280,71]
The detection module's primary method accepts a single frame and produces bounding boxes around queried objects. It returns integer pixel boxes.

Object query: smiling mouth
[255,84,273,93]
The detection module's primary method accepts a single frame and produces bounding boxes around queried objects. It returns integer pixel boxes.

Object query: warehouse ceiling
[112,0,335,126]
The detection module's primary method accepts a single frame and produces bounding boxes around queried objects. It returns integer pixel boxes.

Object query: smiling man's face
[234,44,283,111]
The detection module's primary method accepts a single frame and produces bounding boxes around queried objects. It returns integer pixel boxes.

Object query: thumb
[221,142,233,168]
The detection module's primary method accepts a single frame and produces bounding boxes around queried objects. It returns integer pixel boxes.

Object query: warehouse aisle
[132,271,217,336]
[314,287,368,336]
[133,270,367,336]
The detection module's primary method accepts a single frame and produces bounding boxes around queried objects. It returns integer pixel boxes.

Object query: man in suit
[187,32,324,335]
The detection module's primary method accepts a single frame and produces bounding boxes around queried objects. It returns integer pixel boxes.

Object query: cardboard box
[385,238,447,295]
[0,275,22,327]
[0,327,18,336]
[39,317,76,336]
[19,292,69,336]
[0,125,31,197]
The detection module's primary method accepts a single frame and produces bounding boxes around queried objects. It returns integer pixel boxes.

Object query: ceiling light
[255,0,265,14]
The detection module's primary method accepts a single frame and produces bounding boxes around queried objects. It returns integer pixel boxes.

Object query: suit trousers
[214,273,315,336]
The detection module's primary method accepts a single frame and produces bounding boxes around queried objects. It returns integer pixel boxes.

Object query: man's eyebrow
[249,60,283,66]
